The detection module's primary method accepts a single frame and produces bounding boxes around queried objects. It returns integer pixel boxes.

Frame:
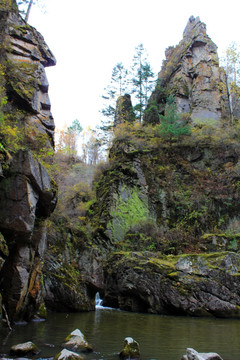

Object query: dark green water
[0,308,239,359]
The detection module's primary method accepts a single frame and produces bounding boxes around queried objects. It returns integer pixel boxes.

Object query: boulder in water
[54,349,83,360]
[119,337,140,360]
[63,329,93,353]
[10,341,39,356]
[182,348,223,360]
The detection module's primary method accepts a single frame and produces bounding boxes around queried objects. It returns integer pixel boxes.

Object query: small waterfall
[95,292,104,309]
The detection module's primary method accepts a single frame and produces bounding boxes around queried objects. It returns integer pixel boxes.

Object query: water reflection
[0,310,239,360]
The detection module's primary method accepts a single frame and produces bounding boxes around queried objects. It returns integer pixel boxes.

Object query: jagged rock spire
[144,16,229,125]
[114,94,135,127]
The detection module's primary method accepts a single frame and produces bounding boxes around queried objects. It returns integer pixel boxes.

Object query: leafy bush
[117,220,198,255]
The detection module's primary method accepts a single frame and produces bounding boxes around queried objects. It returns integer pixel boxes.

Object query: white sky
[28,0,240,131]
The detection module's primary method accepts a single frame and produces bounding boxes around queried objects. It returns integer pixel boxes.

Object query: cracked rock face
[103,252,240,317]
[144,16,229,124]
[5,9,56,145]
[0,4,56,322]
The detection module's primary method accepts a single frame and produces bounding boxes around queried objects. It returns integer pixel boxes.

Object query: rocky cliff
[144,16,231,125]
[90,17,240,316]
[0,1,57,322]
[89,91,240,316]
[43,16,240,317]
[1,9,240,323]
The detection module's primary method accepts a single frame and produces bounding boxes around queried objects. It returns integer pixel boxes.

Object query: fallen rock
[182,348,223,360]
[63,329,93,353]
[54,348,83,360]
[10,341,39,356]
[119,337,140,360]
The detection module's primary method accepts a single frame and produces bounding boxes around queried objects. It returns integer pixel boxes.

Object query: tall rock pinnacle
[144,16,229,125]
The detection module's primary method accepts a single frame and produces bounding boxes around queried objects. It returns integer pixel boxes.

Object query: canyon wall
[0,2,57,322]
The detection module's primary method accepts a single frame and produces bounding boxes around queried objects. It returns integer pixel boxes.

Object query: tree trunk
[227,80,233,125]
[25,0,34,22]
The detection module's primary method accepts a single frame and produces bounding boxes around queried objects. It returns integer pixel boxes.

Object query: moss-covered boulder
[63,329,93,353]
[10,341,39,356]
[54,349,83,360]
[119,337,140,360]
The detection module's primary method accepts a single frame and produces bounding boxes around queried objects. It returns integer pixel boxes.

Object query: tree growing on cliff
[158,95,191,138]
[16,0,44,21]
[130,44,156,123]
[101,62,128,130]
[221,42,240,124]
[101,45,156,131]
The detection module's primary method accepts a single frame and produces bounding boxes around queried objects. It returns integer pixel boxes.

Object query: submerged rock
[182,348,223,360]
[119,337,140,360]
[63,329,93,353]
[10,341,39,356]
[54,349,83,360]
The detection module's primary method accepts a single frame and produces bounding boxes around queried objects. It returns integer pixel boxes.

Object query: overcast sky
[28,0,239,131]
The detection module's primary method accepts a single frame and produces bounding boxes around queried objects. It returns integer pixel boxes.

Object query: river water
[0,308,239,360]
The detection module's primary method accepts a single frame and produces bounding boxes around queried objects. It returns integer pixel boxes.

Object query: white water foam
[95,292,104,309]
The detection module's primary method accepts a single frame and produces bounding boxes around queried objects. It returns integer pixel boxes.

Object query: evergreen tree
[100,44,156,148]
[101,62,128,126]
[100,62,128,148]
[159,95,191,138]
[130,44,155,123]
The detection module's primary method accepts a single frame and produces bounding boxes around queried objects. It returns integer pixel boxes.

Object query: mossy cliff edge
[0,1,57,322]
[90,17,240,317]
[91,120,240,316]
[38,16,240,318]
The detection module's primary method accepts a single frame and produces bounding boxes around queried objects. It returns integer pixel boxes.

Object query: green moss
[0,232,8,257]
[7,60,39,102]
[107,185,153,241]
[168,271,179,279]
[37,302,47,319]
[148,257,176,270]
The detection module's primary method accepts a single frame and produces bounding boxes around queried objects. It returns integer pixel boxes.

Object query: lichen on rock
[119,337,140,360]
[0,2,57,322]
[144,16,230,125]
[103,251,240,317]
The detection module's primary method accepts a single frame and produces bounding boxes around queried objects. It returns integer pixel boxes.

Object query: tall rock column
[144,16,228,125]
[114,94,135,127]
[0,2,57,322]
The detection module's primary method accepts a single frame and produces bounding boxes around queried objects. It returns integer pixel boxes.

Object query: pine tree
[130,44,155,123]
[159,95,191,138]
